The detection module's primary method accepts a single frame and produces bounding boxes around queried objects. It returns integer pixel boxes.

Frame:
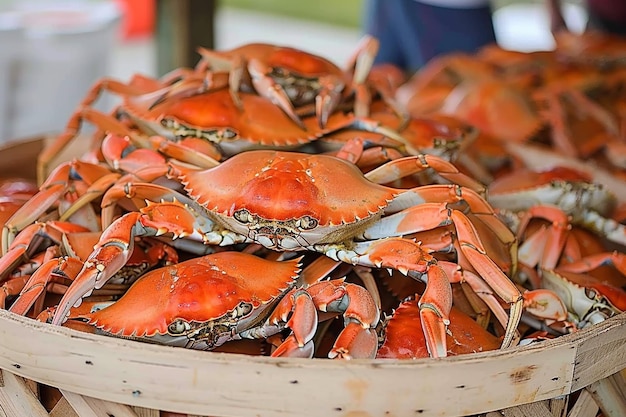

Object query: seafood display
[1,32,625,372]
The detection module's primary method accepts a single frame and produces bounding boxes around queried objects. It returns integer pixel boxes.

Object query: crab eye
[584,288,597,300]
[271,67,287,77]
[222,128,237,140]
[296,215,318,230]
[168,319,190,335]
[234,209,252,224]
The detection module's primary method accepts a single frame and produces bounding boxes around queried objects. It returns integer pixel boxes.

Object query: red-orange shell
[377,301,501,359]
[84,252,301,337]
[179,150,397,226]
[227,43,341,77]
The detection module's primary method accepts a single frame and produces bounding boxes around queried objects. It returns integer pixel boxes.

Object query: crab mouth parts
[146,301,257,349]
[270,69,338,106]
[233,209,319,250]
[160,118,239,144]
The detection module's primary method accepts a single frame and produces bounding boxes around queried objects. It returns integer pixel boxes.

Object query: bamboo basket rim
[1,278,624,416]
[0,137,625,416]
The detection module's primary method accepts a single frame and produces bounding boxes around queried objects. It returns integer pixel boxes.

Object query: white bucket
[0,1,121,144]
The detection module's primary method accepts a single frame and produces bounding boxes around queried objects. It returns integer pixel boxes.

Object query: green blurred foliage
[219,0,365,28]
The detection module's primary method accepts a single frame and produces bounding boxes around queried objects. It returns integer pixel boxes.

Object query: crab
[59,251,380,359]
[119,84,412,159]
[376,298,501,359]
[194,36,382,128]
[47,147,523,358]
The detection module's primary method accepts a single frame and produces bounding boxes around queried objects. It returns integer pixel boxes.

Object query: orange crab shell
[234,43,342,77]
[81,252,302,337]
[178,150,397,226]
[489,166,593,195]
[204,43,342,78]
[125,88,358,149]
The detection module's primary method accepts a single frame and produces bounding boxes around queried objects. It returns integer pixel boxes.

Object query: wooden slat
[586,373,626,417]
[572,315,626,391]
[132,406,160,417]
[548,395,568,417]
[610,370,626,398]
[61,390,139,417]
[50,396,80,417]
[567,389,599,417]
[501,401,553,417]
[0,370,49,417]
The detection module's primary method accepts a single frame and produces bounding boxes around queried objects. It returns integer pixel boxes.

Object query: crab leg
[0,221,91,283]
[448,208,523,349]
[516,205,571,271]
[3,160,116,253]
[0,275,30,309]
[36,70,195,183]
[522,288,569,323]
[49,212,141,324]
[343,35,379,120]
[364,185,517,271]
[439,260,511,333]
[365,154,486,195]
[100,182,201,229]
[559,251,626,276]
[8,256,84,316]
[58,173,122,225]
[2,184,65,254]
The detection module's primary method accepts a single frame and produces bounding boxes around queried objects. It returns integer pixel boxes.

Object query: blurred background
[0,0,588,144]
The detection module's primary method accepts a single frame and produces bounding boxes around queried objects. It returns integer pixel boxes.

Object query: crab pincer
[268,279,380,359]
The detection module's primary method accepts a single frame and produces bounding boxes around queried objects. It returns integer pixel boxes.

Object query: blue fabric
[363,0,497,73]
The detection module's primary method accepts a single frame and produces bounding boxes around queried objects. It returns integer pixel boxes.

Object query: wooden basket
[0,138,625,417]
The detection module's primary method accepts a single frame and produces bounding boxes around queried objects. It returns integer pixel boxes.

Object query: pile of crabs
[1,31,625,360]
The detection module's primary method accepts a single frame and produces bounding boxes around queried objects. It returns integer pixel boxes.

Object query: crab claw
[8,257,84,316]
[523,288,569,322]
[315,73,345,128]
[270,279,380,359]
[50,212,142,325]
[247,58,306,131]
[349,238,452,358]
[271,334,315,358]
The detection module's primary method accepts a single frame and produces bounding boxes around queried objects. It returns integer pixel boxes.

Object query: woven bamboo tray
[0,138,625,417]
